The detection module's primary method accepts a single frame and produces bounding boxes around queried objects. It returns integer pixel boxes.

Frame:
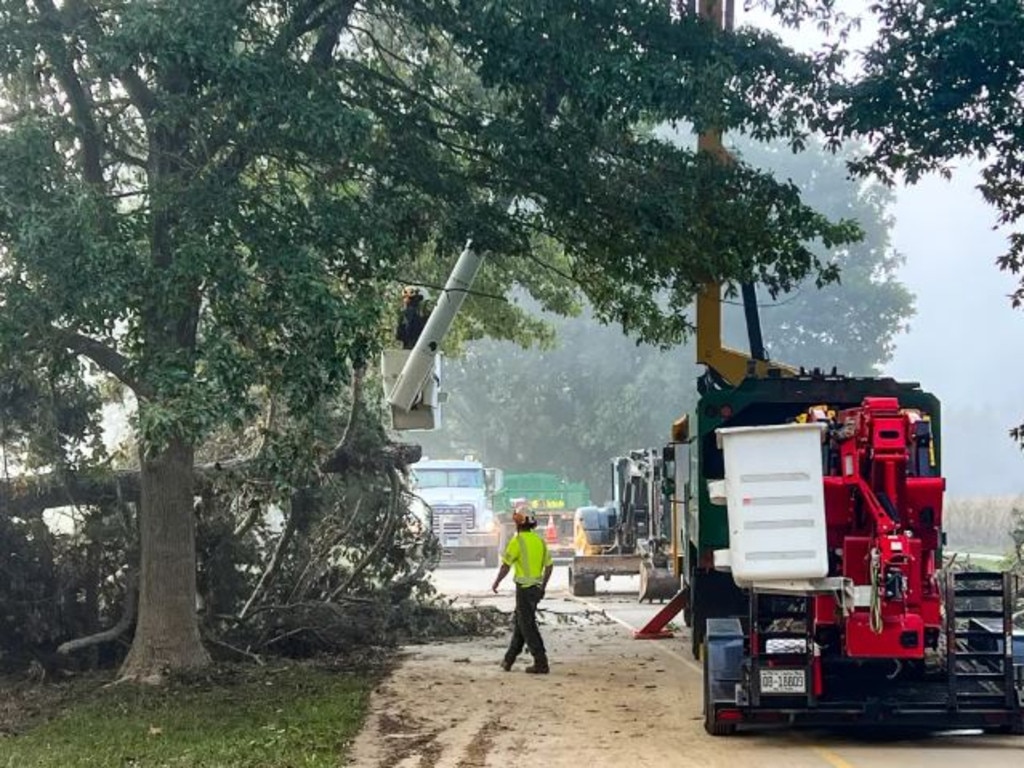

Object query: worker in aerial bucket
[395,285,428,350]
[491,499,553,674]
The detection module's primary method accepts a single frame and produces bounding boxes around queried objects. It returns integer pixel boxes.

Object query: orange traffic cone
[545,515,558,544]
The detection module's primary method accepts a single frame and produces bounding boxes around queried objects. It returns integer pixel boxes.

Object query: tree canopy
[0,0,868,676]
[817,0,1024,438]
[9,0,1021,678]
[419,138,914,496]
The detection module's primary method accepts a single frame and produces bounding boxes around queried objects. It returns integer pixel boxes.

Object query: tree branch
[117,67,158,120]
[288,496,363,602]
[60,0,158,121]
[202,633,265,665]
[0,468,140,518]
[275,0,356,57]
[0,443,420,519]
[55,329,151,398]
[57,571,137,655]
[328,469,401,600]
[33,0,104,187]
[238,491,303,620]
[320,366,365,473]
[311,0,359,69]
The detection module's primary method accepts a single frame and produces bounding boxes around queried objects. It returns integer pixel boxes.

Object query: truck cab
[409,457,502,567]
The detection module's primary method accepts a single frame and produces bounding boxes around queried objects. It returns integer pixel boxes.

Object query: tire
[704,719,737,737]
[572,577,596,597]
[568,567,596,597]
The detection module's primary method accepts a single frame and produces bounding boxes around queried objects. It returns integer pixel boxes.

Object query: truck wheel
[704,715,737,737]
[573,578,596,597]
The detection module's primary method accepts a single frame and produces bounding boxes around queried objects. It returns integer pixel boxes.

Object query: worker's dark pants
[504,585,547,667]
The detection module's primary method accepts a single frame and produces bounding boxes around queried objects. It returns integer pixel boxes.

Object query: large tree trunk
[119,436,210,680]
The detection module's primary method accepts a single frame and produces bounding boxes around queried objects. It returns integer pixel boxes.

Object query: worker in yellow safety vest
[491,500,554,674]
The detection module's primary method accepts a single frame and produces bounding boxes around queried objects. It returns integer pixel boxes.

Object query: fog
[886,167,1024,497]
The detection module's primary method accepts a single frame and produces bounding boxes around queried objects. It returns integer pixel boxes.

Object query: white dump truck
[409,457,503,567]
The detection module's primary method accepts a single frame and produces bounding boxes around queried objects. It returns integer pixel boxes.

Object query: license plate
[759,668,806,694]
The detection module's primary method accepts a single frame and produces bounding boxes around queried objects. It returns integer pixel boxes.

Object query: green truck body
[492,472,590,513]
[492,472,590,558]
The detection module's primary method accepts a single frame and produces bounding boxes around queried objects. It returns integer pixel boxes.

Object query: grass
[0,661,376,768]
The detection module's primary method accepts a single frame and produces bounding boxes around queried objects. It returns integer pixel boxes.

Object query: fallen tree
[0,367,432,675]
[0,443,422,521]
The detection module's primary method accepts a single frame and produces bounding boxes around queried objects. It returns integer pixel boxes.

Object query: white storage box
[715,423,828,583]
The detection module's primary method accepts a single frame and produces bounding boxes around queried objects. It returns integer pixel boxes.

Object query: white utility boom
[381,241,484,431]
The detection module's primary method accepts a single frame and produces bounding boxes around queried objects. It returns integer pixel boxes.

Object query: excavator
[568,449,678,602]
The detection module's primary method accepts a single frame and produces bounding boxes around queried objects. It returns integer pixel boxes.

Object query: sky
[886,166,1023,406]
[885,166,1024,497]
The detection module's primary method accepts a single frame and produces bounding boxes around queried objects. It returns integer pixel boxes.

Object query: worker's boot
[524,660,549,674]
[500,659,512,672]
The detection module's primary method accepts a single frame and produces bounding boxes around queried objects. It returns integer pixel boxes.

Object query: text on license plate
[759,668,806,694]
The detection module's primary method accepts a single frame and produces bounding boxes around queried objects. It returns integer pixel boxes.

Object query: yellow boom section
[693,0,798,388]
[695,285,797,386]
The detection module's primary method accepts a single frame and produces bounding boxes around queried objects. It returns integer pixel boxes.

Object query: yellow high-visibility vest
[502,531,553,587]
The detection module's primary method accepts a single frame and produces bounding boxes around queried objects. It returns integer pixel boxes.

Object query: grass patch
[0,660,377,768]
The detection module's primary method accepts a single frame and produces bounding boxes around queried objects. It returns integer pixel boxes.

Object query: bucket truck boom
[381,241,484,431]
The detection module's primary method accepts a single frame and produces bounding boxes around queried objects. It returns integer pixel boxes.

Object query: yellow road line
[811,746,857,768]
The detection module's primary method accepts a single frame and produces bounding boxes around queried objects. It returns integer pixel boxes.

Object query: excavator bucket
[638,559,679,604]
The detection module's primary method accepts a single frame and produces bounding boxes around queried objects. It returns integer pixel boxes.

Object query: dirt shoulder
[346,601,828,768]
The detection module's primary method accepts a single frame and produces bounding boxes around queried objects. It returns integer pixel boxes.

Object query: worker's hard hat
[511,498,535,526]
[512,509,536,526]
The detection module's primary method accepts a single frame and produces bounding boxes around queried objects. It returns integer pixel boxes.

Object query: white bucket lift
[382,241,484,431]
[711,422,830,590]
[380,350,444,430]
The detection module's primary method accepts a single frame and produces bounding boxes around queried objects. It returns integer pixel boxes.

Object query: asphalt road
[429,561,1024,768]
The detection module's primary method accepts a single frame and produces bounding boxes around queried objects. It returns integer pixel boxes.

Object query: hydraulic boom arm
[693,0,797,388]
